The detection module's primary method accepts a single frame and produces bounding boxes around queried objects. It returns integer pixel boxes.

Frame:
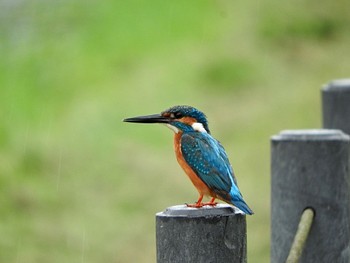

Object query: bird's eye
[168,112,183,119]
[174,112,183,118]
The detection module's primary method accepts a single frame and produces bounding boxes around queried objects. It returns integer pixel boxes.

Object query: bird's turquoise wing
[180,132,239,202]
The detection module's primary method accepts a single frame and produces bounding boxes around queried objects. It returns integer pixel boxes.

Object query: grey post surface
[271,130,350,263]
[322,79,350,134]
[156,204,246,263]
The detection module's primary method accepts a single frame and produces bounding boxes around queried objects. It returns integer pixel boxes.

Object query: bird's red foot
[186,197,217,208]
[186,202,204,208]
[186,195,204,208]
[202,201,218,207]
[202,197,217,207]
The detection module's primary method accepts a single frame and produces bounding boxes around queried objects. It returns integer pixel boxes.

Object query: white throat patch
[165,124,179,134]
[192,122,207,133]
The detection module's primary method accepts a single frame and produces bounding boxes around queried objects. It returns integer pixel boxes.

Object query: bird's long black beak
[123,113,171,124]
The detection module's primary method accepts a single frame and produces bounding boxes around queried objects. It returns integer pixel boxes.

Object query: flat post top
[156,204,242,217]
[271,129,350,141]
[323,79,350,92]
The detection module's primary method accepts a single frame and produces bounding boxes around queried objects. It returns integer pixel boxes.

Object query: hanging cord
[285,208,315,263]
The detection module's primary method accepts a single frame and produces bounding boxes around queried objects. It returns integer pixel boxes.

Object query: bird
[123,105,253,215]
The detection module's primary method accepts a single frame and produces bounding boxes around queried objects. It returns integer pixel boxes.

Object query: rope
[285,208,315,263]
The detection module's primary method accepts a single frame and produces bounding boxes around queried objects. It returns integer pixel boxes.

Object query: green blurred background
[1,0,350,262]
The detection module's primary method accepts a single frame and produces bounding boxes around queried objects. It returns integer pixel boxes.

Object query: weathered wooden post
[322,79,350,134]
[156,204,246,263]
[271,130,350,263]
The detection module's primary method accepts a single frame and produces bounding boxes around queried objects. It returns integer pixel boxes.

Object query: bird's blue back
[180,131,253,215]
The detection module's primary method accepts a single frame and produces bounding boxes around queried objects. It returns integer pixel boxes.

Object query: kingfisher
[123,105,253,215]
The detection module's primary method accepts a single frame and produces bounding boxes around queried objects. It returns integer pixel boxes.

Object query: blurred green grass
[1,0,350,262]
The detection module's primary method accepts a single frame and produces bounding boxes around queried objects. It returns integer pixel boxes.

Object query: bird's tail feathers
[233,199,254,215]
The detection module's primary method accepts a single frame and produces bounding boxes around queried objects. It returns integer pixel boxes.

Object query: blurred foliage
[259,0,350,44]
[1,0,350,262]
[199,58,256,91]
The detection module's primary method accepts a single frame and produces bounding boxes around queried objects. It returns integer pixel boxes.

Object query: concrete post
[156,204,246,263]
[322,79,350,135]
[271,129,350,263]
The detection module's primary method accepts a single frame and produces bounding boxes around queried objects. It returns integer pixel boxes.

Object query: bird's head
[123,105,210,134]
